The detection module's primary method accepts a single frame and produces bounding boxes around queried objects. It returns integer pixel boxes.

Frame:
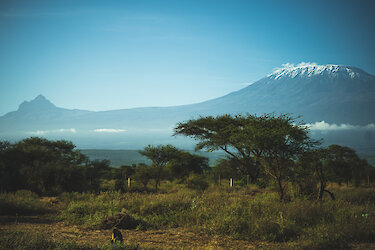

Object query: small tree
[211,158,240,183]
[325,145,361,186]
[167,151,209,180]
[1,137,91,194]
[139,145,179,191]
[298,149,336,201]
[256,114,315,201]
[133,163,154,189]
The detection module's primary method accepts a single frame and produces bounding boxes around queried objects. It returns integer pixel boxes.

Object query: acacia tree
[0,137,91,194]
[139,144,179,191]
[167,151,209,180]
[174,114,263,183]
[175,113,315,200]
[325,145,361,186]
[298,145,370,200]
[298,149,336,201]
[255,114,315,201]
[133,163,154,188]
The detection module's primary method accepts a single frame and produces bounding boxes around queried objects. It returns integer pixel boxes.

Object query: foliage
[139,145,179,191]
[175,113,317,200]
[185,173,209,191]
[326,144,365,186]
[139,145,209,191]
[133,163,154,188]
[167,151,209,180]
[174,114,262,183]
[296,145,373,201]
[0,137,94,194]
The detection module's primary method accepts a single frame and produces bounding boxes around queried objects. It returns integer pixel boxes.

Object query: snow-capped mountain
[0,63,374,149]
[267,63,373,80]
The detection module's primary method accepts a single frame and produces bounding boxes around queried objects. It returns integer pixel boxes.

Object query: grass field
[1,184,375,249]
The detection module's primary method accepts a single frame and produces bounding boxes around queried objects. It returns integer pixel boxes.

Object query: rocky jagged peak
[18,95,57,112]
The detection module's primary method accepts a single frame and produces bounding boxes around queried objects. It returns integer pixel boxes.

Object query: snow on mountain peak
[267,62,364,80]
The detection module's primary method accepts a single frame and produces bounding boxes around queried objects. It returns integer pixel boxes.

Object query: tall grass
[0,230,91,250]
[55,185,375,248]
[0,230,141,250]
[0,190,49,216]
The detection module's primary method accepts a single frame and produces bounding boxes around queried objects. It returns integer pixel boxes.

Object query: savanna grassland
[1,185,375,249]
[1,114,375,249]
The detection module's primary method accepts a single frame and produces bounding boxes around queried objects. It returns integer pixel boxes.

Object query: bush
[98,210,145,230]
[185,174,209,191]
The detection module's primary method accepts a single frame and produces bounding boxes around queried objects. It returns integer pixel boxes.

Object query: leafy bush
[185,174,209,191]
[98,210,145,230]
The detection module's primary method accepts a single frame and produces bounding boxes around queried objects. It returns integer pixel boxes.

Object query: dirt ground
[0,214,263,249]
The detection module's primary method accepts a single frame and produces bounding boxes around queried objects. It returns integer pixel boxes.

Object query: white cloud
[93,128,126,133]
[59,128,76,133]
[296,62,318,68]
[30,130,48,135]
[28,128,76,135]
[305,121,375,131]
[275,62,318,71]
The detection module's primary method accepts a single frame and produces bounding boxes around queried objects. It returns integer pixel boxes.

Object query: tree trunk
[277,178,284,201]
[324,189,335,200]
[155,166,162,192]
[317,181,325,201]
[368,175,370,187]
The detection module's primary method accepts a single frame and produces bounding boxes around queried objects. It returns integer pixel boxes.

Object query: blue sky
[1,0,375,116]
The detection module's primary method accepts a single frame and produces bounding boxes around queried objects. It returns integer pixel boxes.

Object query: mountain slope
[0,63,374,148]
[193,63,375,124]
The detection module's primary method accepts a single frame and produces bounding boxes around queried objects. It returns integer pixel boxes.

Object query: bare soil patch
[0,215,259,249]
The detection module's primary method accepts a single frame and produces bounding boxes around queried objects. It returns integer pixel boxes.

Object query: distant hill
[0,63,374,154]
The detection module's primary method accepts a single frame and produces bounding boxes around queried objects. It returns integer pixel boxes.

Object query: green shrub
[185,174,209,191]
[98,210,146,230]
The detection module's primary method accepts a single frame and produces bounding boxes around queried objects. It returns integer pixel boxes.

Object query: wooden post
[368,175,370,187]
[246,175,249,185]
[128,178,131,188]
[219,175,221,186]
[230,178,233,187]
